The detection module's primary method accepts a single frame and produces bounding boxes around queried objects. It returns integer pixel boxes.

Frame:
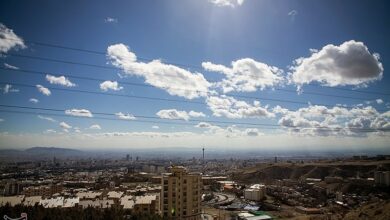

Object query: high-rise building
[161,166,202,219]
[375,171,390,186]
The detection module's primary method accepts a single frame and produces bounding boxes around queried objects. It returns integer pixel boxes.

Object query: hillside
[231,161,390,184]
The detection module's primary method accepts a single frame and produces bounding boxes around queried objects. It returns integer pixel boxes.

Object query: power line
[6,53,384,100]
[1,66,386,105]
[0,104,388,132]
[3,37,390,96]
[0,80,389,112]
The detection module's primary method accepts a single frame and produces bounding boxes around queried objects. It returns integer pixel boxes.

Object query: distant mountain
[0,147,85,161]
[25,147,82,154]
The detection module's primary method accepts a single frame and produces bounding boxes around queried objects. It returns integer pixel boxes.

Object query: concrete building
[23,184,63,197]
[134,195,159,215]
[244,184,266,201]
[374,171,390,186]
[161,166,202,219]
[3,181,22,196]
[0,195,24,206]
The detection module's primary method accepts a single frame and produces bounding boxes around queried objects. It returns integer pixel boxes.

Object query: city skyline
[0,0,389,151]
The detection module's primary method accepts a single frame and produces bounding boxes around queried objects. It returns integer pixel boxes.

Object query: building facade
[244,184,266,201]
[161,166,202,219]
[375,171,390,186]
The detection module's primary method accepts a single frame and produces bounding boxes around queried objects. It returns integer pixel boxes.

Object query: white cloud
[36,85,51,96]
[202,58,283,93]
[46,74,76,87]
[195,122,212,128]
[245,128,260,136]
[376,99,384,104]
[1,84,19,94]
[65,109,93,117]
[206,95,275,119]
[107,44,210,99]
[0,23,26,53]
[59,121,72,129]
[288,10,298,16]
[195,122,262,137]
[104,17,118,23]
[188,111,206,118]
[273,104,388,136]
[4,63,19,69]
[29,98,39,104]
[0,118,4,122]
[115,112,136,120]
[43,129,56,134]
[209,0,245,7]
[38,115,57,122]
[156,109,206,121]
[99,80,123,91]
[288,10,298,21]
[290,40,383,89]
[152,125,159,129]
[89,124,102,130]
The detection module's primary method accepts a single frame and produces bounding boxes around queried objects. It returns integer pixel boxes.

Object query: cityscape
[0,0,389,219]
[0,148,389,219]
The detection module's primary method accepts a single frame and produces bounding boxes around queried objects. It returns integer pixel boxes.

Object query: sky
[0,0,389,152]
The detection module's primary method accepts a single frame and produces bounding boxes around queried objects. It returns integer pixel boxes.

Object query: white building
[244,184,266,201]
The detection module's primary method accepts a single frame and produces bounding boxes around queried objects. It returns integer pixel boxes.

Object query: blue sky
[0,0,389,151]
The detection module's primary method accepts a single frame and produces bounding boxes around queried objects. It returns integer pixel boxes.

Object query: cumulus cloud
[38,115,57,122]
[195,122,213,128]
[376,99,384,104]
[65,109,93,117]
[107,44,210,99]
[245,128,260,136]
[0,23,26,53]
[203,58,283,93]
[209,0,245,7]
[104,17,118,23]
[116,112,136,120]
[156,109,206,121]
[206,95,275,119]
[100,80,123,91]
[1,84,19,94]
[290,40,383,89]
[59,121,72,129]
[195,122,262,137]
[36,85,51,96]
[152,125,159,129]
[46,74,76,87]
[4,63,18,69]
[29,98,39,104]
[273,104,388,136]
[89,124,102,130]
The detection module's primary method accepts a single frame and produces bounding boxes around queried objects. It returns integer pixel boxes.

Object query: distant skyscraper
[162,166,202,219]
[126,154,130,161]
[275,156,277,163]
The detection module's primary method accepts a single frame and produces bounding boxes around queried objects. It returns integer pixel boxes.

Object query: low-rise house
[23,196,42,206]
[0,195,24,207]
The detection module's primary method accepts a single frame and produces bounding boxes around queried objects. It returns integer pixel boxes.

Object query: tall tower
[202,147,205,174]
[202,148,205,164]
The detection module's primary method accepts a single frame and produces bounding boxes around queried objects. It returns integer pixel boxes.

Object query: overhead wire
[0,104,388,132]
[2,36,389,96]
